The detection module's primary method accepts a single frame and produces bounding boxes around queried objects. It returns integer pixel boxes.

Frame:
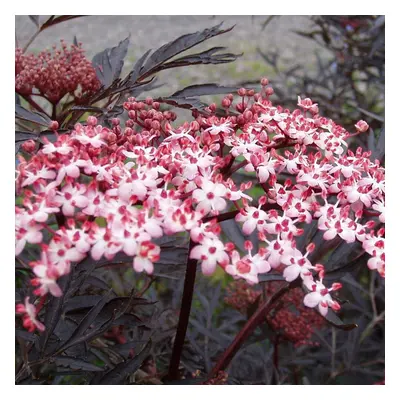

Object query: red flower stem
[224,159,248,178]
[220,155,234,176]
[51,102,57,121]
[209,282,293,378]
[55,213,66,228]
[167,239,198,381]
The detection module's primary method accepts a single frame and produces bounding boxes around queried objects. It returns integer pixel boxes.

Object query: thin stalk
[167,239,198,381]
[224,159,248,179]
[51,102,57,121]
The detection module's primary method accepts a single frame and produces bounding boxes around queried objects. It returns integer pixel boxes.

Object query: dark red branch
[167,239,198,381]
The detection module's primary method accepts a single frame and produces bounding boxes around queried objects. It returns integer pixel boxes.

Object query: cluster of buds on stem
[225,281,326,347]
[15,41,100,103]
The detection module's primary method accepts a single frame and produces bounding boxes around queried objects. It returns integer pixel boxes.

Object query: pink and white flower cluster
[15,81,385,330]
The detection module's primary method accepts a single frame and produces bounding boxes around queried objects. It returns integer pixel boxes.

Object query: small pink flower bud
[190,121,200,131]
[49,120,59,131]
[87,116,97,126]
[265,87,274,96]
[332,283,342,291]
[236,103,245,113]
[107,132,117,143]
[306,242,316,253]
[124,127,133,136]
[355,120,369,132]
[222,98,231,108]
[366,221,375,229]
[151,120,160,130]
[244,110,253,121]
[315,264,324,272]
[21,139,36,153]
[244,240,253,251]
[259,195,267,206]
[111,118,120,126]
[225,242,235,252]
[238,88,247,97]
[261,77,269,86]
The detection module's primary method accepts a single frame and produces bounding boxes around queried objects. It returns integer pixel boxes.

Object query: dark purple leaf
[63,295,106,313]
[109,340,148,358]
[324,252,368,281]
[81,276,113,292]
[220,219,246,251]
[130,49,152,83]
[39,274,72,355]
[15,329,37,342]
[52,356,104,372]
[171,83,238,98]
[98,340,151,385]
[131,80,163,98]
[28,15,40,28]
[162,47,240,69]
[60,313,115,353]
[70,105,106,114]
[40,16,86,31]
[322,309,358,331]
[15,104,51,126]
[153,96,208,113]
[58,290,113,352]
[15,131,38,142]
[92,36,130,88]
[140,23,235,76]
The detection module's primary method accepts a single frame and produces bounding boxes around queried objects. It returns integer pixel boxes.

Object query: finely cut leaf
[53,356,105,372]
[92,36,130,87]
[140,23,235,76]
[15,104,51,126]
[171,83,238,98]
[98,340,152,384]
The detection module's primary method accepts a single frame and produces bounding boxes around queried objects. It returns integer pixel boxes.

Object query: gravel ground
[15,15,330,98]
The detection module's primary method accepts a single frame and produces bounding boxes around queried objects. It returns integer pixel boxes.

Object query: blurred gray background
[15,16,329,98]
